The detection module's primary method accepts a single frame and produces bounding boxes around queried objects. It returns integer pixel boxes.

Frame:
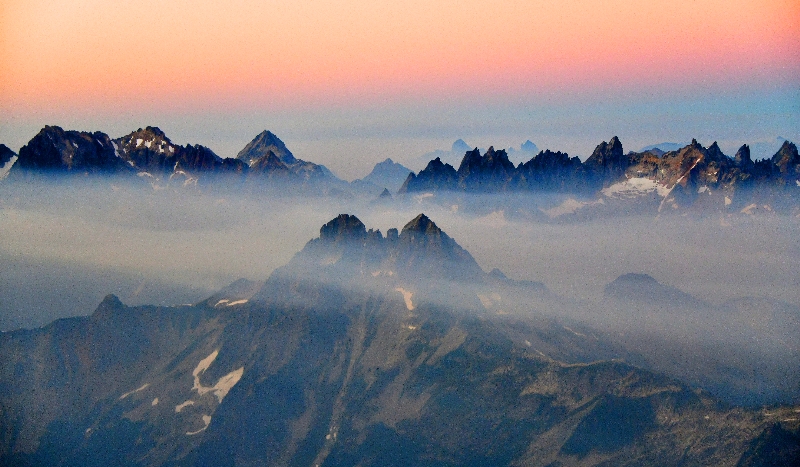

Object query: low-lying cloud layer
[1,179,798,331]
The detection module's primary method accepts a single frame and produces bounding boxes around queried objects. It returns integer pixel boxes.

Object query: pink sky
[2,0,798,113]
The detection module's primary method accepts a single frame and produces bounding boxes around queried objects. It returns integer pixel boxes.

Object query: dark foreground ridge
[1,213,798,466]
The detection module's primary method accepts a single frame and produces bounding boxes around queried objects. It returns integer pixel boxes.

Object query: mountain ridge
[1,214,799,466]
[3,127,800,214]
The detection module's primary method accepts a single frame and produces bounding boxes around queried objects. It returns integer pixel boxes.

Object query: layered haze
[2,179,797,331]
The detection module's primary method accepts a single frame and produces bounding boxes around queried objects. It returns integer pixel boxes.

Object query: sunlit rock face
[397,137,800,216]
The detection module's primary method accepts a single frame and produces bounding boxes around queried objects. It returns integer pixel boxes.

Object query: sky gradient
[2,0,799,179]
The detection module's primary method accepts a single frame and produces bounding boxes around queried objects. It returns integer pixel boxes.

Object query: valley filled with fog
[2,179,798,332]
[3,173,800,405]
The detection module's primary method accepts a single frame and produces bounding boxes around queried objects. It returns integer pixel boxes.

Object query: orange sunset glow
[2,0,798,113]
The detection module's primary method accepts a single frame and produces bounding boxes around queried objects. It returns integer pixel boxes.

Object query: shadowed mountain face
[0,144,15,167]
[398,157,458,193]
[1,214,798,467]
[13,126,133,174]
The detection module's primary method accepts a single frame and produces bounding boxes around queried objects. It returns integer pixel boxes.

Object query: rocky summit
[1,214,798,466]
[236,130,297,166]
[236,130,335,184]
[398,157,458,193]
[12,125,132,174]
[401,137,800,216]
[6,126,344,192]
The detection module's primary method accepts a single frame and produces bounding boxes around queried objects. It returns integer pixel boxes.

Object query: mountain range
[2,126,345,193]
[2,128,799,216]
[415,140,540,169]
[1,213,798,466]
[400,137,800,216]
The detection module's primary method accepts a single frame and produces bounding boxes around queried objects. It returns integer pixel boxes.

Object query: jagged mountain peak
[735,144,752,164]
[282,213,484,284]
[401,213,444,238]
[90,294,126,321]
[587,136,624,163]
[771,140,799,171]
[118,125,169,141]
[319,214,367,243]
[428,156,450,169]
[14,126,127,173]
[705,141,729,162]
[236,130,296,166]
[398,156,458,193]
[456,146,516,191]
[458,148,482,171]
[132,126,167,138]
[521,140,538,152]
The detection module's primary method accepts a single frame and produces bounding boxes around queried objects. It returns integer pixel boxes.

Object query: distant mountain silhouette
[604,273,709,309]
[357,158,413,192]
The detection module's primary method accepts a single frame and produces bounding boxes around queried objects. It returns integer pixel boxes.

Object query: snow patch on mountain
[186,415,211,435]
[395,287,415,310]
[175,400,195,413]
[119,383,150,400]
[602,177,670,198]
[192,350,244,403]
